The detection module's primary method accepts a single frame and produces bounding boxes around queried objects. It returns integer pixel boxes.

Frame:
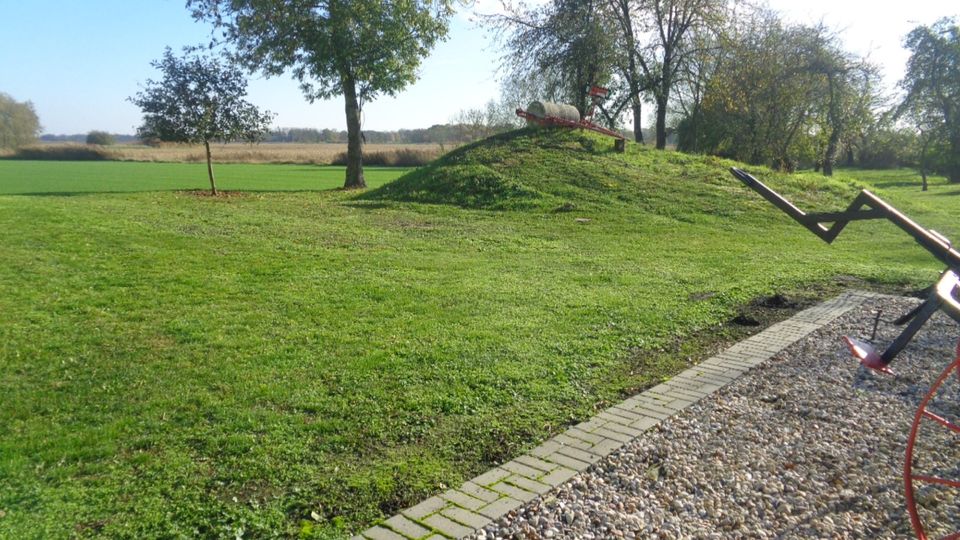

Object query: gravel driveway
[472,296,960,539]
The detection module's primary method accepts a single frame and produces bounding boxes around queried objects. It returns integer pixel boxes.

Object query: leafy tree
[898,17,960,183]
[0,93,41,149]
[130,48,273,195]
[85,130,116,146]
[188,0,454,190]
[452,99,522,144]
[676,10,818,166]
[675,11,878,173]
[857,124,919,170]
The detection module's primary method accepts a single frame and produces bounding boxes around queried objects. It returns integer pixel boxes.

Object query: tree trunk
[342,76,366,190]
[616,0,644,145]
[204,140,218,196]
[632,100,644,144]
[822,75,840,177]
[950,135,960,184]
[920,134,930,191]
[655,95,668,150]
[823,118,838,175]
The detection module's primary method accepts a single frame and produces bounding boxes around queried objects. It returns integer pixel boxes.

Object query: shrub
[0,93,40,149]
[85,131,116,146]
[330,147,440,167]
[11,144,113,161]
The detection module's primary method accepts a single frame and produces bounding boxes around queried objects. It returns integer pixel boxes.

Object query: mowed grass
[1,131,957,538]
[0,161,410,195]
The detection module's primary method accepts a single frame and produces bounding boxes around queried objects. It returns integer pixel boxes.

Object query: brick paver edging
[354,291,885,540]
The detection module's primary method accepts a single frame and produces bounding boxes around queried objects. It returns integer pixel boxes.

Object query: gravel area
[471,296,960,539]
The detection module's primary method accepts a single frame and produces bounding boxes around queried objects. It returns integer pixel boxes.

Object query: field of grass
[1,129,957,538]
[0,161,410,195]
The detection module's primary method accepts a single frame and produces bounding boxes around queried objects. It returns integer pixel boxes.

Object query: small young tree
[130,48,274,195]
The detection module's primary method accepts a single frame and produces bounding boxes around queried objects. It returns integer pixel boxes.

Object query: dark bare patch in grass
[178,190,251,199]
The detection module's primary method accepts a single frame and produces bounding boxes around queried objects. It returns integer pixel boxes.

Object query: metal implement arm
[730,167,960,370]
[731,168,960,271]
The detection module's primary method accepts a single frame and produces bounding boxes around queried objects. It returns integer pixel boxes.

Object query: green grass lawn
[1,133,957,539]
[0,161,410,195]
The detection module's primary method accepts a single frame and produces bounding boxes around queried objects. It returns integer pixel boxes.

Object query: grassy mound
[360,128,864,217]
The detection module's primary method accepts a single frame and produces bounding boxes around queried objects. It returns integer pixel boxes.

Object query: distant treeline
[263,123,516,144]
[37,121,648,149]
[39,123,525,146]
[40,133,140,144]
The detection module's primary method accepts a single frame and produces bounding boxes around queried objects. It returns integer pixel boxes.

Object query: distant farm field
[6,142,447,166]
[1,131,956,538]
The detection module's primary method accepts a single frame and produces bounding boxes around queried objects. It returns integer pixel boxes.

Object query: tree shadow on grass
[2,191,142,197]
[870,180,929,189]
[342,201,394,211]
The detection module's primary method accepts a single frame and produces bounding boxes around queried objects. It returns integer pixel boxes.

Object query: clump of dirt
[731,314,761,326]
[178,190,250,199]
[752,293,798,309]
[623,290,814,396]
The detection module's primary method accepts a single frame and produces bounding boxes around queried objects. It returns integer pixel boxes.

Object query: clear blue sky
[0,0,502,135]
[0,0,955,135]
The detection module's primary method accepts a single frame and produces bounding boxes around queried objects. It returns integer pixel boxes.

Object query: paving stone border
[353,290,886,540]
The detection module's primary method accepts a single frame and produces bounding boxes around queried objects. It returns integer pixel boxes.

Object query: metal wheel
[905,342,960,539]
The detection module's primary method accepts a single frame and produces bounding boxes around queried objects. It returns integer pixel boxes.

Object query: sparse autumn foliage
[489,0,618,117]
[676,10,880,173]
[129,48,273,195]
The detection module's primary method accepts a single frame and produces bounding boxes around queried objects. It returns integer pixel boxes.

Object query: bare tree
[639,0,726,149]
[487,0,618,117]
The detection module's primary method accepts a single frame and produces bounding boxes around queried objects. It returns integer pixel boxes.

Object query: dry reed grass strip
[6,142,449,166]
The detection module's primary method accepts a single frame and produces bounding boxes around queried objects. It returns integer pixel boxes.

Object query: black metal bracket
[731,167,960,368]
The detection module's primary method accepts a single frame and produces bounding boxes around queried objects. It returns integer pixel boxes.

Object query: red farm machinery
[516,85,626,152]
[732,167,960,539]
